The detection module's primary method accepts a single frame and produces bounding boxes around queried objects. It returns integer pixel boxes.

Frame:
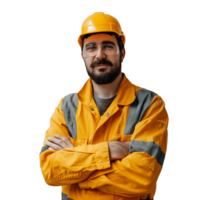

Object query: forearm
[40,142,111,186]
[78,151,162,197]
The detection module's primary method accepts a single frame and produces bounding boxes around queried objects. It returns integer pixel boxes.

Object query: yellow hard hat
[78,12,125,46]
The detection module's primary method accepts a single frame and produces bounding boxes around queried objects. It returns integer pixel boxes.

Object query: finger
[54,134,74,148]
[46,141,63,151]
[54,134,69,141]
[47,137,66,149]
[48,147,55,150]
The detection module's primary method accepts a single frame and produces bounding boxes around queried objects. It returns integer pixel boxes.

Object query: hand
[46,134,74,151]
[108,141,131,161]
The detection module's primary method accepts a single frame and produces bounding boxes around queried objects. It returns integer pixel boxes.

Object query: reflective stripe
[61,93,79,138]
[130,140,165,166]
[123,89,156,135]
[40,145,49,154]
[60,192,73,200]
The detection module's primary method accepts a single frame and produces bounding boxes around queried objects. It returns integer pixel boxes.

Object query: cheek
[84,58,93,68]
[111,57,120,66]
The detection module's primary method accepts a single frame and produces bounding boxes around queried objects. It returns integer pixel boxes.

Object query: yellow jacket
[40,74,168,200]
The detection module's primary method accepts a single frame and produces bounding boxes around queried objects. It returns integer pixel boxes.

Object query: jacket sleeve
[78,96,168,197]
[39,98,111,186]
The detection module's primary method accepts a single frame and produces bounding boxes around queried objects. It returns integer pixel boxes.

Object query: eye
[105,45,113,49]
[86,46,96,51]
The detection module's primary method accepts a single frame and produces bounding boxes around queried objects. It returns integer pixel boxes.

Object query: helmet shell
[78,12,125,46]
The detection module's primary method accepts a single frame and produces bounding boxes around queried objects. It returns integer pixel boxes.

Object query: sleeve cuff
[94,142,111,170]
[78,142,111,189]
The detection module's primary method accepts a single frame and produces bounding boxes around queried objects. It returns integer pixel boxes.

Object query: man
[40,12,168,200]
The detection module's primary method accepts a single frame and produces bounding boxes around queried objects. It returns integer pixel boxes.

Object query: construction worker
[40,12,168,200]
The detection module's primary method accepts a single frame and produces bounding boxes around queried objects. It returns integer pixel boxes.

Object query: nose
[95,46,106,60]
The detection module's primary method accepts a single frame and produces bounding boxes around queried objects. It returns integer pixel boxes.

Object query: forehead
[84,33,118,45]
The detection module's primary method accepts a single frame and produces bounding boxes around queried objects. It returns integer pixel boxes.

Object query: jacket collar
[77,73,136,106]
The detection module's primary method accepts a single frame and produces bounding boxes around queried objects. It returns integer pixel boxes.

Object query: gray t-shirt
[93,92,116,116]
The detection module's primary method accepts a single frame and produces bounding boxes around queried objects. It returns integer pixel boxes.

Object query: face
[81,33,125,84]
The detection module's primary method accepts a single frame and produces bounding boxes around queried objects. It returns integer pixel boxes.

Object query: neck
[92,73,123,99]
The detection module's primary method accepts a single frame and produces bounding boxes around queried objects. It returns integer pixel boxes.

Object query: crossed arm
[46,134,130,161]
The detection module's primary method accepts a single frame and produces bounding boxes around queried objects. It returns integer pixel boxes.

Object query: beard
[84,57,122,84]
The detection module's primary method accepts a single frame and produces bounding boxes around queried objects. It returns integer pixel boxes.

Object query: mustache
[90,59,113,68]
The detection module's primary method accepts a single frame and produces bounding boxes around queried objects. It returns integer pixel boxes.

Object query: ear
[79,51,84,63]
[121,48,126,62]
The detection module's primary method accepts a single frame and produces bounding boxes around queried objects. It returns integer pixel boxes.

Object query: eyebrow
[85,41,116,48]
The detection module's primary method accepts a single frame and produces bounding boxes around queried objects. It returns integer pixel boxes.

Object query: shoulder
[133,84,164,105]
[135,86,157,100]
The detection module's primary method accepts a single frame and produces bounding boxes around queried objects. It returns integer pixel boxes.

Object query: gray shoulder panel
[61,93,79,138]
[123,88,156,135]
